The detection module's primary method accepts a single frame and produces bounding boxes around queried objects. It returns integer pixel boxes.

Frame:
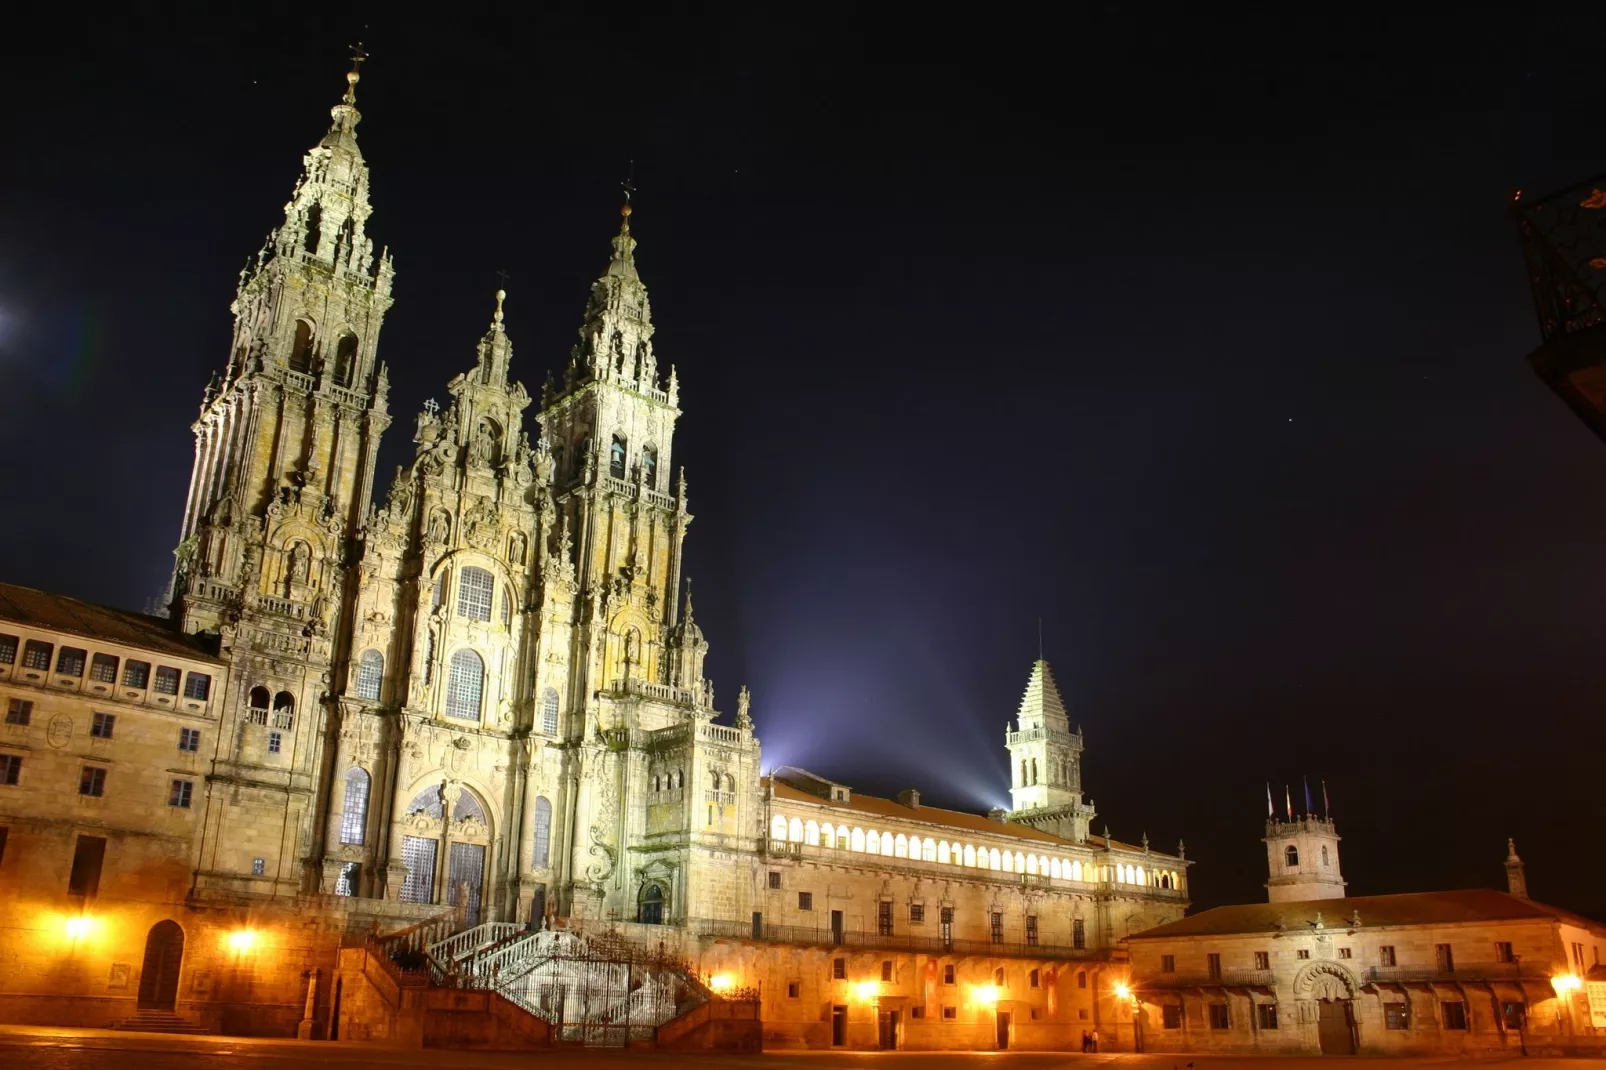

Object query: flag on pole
[1266,783,1274,818]
[1285,785,1293,821]
[1303,776,1314,815]
[1322,780,1331,819]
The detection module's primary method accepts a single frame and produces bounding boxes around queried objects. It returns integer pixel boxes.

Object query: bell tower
[1265,811,1346,902]
[1003,659,1096,842]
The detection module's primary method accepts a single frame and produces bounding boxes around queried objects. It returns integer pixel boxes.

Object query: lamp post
[1114,982,1143,1052]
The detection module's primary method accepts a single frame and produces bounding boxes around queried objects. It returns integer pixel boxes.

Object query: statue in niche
[471,420,498,467]
[287,541,311,590]
[427,509,450,544]
[736,685,752,729]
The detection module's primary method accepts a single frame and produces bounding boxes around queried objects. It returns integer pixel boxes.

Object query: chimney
[897,788,921,809]
[1505,838,1528,899]
[987,807,1007,822]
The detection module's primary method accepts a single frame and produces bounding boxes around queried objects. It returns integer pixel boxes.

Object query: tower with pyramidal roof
[1004,660,1097,841]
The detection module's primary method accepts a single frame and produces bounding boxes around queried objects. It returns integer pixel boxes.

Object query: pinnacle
[1016,659,1070,728]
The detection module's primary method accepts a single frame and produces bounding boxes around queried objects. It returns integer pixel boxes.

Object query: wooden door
[996,1010,1012,1050]
[1318,999,1355,1054]
[137,920,184,1010]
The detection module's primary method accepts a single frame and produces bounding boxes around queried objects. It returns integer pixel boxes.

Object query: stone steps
[110,1010,210,1034]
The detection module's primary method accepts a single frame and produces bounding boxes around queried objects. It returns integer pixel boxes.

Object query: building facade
[1125,825,1606,1056]
[0,60,1188,1048]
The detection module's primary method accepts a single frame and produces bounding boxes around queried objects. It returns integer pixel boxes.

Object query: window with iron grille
[184,673,210,700]
[22,641,53,670]
[1255,950,1270,969]
[990,912,1004,943]
[79,766,106,797]
[1379,945,1396,966]
[940,907,954,947]
[0,634,15,664]
[5,699,31,726]
[268,731,282,754]
[1162,1005,1183,1029]
[123,660,150,688]
[832,958,845,979]
[336,861,360,897]
[531,796,551,867]
[1025,915,1038,945]
[881,960,893,982]
[1207,953,1222,979]
[178,727,200,752]
[541,688,559,734]
[168,779,193,808]
[457,567,494,622]
[153,666,180,695]
[943,964,955,984]
[879,901,894,936]
[399,836,437,904]
[1339,947,1352,959]
[1208,1003,1230,1029]
[446,650,484,720]
[340,768,370,845]
[1257,1003,1278,1029]
[89,653,118,683]
[0,754,20,785]
[90,713,114,739]
[910,903,924,923]
[1495,941,1514,963]
[251,858,266,876]
[1384,1002,1408,1029]
[799,892,813,911]
[1297,949,1310,959]
[1073,917,1085,949]
[355,650,383,700]
[56,647,86,676]
[1029,968,1040,989]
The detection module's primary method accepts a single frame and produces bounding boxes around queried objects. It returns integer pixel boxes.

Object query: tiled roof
[0,583,222,664]
[1129,888,1605,940]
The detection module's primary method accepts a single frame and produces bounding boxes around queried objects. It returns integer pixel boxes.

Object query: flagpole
[1322,780,1331,820]
[1284,785,1293,822]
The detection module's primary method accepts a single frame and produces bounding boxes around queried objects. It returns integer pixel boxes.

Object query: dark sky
[5,6,1606,916]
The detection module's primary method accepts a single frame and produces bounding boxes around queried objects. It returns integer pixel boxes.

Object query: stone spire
[565,199,659,392]
[1016,659,1071,733]
[1505,838,1529,899]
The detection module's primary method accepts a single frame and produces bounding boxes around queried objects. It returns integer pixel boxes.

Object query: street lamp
[1113,981,1142,1052]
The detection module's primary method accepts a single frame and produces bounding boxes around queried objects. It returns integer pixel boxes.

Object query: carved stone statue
[288,541,311,589]
[470,420,498,467]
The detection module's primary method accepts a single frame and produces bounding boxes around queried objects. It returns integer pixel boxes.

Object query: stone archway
[1293,961,1358,1055]
[137,920,184,1010]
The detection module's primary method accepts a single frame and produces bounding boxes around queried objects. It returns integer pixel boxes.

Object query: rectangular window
[68,835,106,896]
[879,901,894,936]
[79,766,106,797]
[1384,1002,1409,1029]
[1435,943,1454,973]
[1297,949,1310,960]
[268,731,282,754]
[178,727,201,752]
[1254,950,1270,970]
[1380,945,1397,967]
[0,634,16,664]
[89,653,118,683]
[943,964,955,985]
[56,647,86,677]
[1573,942,1585,971]
[168,779,193,808]
[910,903,924,923]
[990,911,1003,943]
[1029,968,1040,989]
[1025,915,1038,945]
[768,870,781,890]
[787,982,800,998]
[22,640,53,671]
[1501,1002,1526,1030]
[251,857,266,876]
[940,906,954,948]
[1442,1000,1467,1030]
[1207,953,1222,979]
[153,666,180,695]
[1208,1003,1230,1030]
[183,672,211,700]
[1494,941,1513,963]
[1073,917,1085,949]
[5,698,31,726]
[0,753,20,785]
[798,891,813,911]
[910,1006,924,1019]
[1257,1003,1279,1030]
[90,712,115,739]
[881,960,892,982]
[1162,1004,1183,1029]
[1161,954,1176,973]
[832,958,845,980]
[1339,947,1352,959]
[123,660,150,688]
[942,1006,957,1020]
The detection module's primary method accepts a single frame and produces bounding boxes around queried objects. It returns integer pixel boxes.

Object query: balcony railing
[1141,968,1275,988]
[1366,961,1546,984]
[686,917,1099,961]
[1514,174,1606,344]
[607,677,698,708]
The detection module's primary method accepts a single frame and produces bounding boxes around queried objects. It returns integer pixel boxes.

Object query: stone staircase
[110,1009,209,1034]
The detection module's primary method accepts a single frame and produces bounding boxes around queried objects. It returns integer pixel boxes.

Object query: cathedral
[0,60,1188,1049]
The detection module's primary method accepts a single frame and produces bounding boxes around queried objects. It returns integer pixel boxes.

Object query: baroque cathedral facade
[169,61,749,930]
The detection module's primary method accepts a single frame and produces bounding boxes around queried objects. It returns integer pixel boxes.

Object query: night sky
[5,8,1606,917]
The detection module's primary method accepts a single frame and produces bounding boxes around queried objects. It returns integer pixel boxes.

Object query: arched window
[334,333,359,386]
[1003,851,1014,872]
[989,848,1001,870]
[866,830,880,854]
[851,828,866,852]
[725,773,735,791]
[1020,759,1028,786]
[501,587,512,629]
[355,649,383,701]
[432,569,448,609]
[1321,845,1329,867]
[249,686,269,710]
[922,838,936,862]
[822,824,835,849]
[710,771,722,791]
[638,883,664,925]
[532,796,552,868]
[303,203,322,256]
[837,824,850,848]
[938,841,951,864]
[1026,854,1038,875]
[1030,759,1038,785]
[788,817,803,842]
[642,445,658,489]
[1285,845,1299,868]
[273,691,295,730]
[446,650,484,721]
[609,435,627,479]
[770,815,787,841]
[574,436,591,476]
[895,834,908,858]
[457,567,494,622]
[963,844,976,867]
[340,768,370,845]
[805,820,820,846]
[289,320,314,372]
[541,688,559,735]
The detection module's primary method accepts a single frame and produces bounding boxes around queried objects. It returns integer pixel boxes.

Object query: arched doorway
[397,783,492,926]
[137,920,184,1010]
[1293,960,1358,1056]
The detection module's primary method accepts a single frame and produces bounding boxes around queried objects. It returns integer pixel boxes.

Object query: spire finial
[682,576,694,620]
[344,41,368,104]
[620,163,636,231]
[492,271,510,328]
[1037,616,1043,662]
